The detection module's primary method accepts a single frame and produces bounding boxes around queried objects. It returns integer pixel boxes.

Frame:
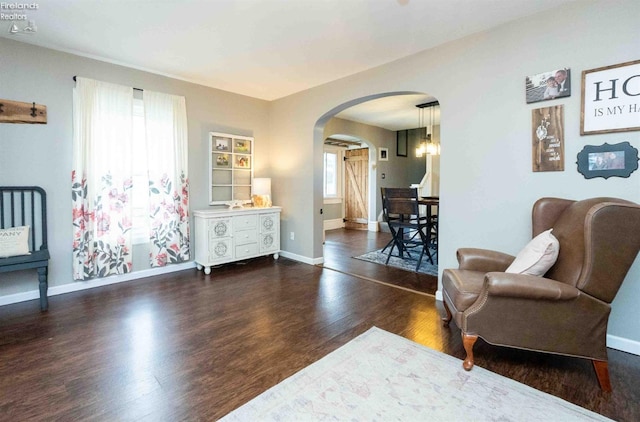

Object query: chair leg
[37,266,48,311]
[462,333,478,371]
[592,360,612,392]
[442,300,452,326]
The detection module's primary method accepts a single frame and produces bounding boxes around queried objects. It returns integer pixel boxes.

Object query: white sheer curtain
[72,77,134,280]
[143,90,190,266]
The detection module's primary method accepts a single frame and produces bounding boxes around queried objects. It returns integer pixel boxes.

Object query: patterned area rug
[353,246,438,276]
[220,327,611,421]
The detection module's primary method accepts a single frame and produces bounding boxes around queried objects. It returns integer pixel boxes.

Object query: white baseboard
[434,290,640,356]
[606,334,640,355]
[435,290,443,301]
[324,218,344,231]
[0,261,196,307]
[368,221,379,232]
[279,250,324,265]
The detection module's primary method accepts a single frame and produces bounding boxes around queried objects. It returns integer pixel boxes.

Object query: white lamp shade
[253,178,271,196]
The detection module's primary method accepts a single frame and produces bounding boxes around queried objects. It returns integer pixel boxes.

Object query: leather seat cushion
[442,269,485,312]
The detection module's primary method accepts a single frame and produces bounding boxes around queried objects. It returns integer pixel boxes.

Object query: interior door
[344,148,369,230]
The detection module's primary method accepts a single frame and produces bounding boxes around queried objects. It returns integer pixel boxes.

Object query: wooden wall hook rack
[0,99,47,124]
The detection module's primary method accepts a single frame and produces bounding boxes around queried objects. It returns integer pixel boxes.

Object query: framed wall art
[396,130,408,157]
[379,147,389,161]
[581,59,640,135]
[526,67,571,104]
[532,105,564,172]
[576,141,639,179]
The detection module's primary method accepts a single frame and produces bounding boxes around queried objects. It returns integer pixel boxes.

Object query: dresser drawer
[209,238,233,262]
[235,243,258,259]
[232,214,257,230]
[235,229,257,245]
[208,218,232,239]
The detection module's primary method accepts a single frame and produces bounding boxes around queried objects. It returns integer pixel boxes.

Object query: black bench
[0,186,50,310]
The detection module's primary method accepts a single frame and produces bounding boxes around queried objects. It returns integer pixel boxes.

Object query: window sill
[324,197,342,205]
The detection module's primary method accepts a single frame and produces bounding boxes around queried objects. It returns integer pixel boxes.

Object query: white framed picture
[379,147,389,161]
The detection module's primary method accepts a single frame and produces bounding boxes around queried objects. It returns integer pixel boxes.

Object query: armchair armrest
[456,248,515,272]
[484,272,580,300]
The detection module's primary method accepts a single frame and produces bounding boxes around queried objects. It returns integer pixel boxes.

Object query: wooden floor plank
[0,230,638,421]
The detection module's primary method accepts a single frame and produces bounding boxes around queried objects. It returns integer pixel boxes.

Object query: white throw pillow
[505,229,559,276]
[0,226,31,258]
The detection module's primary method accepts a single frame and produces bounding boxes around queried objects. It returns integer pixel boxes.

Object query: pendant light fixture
[415,101,439,157]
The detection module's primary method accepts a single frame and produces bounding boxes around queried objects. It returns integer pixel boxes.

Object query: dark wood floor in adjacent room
[0,229,638,421]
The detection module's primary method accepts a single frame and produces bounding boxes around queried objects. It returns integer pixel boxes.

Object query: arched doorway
[313,91,440,266]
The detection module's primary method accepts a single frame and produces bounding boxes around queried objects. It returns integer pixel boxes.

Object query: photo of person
[526,67,571,103]
[543,76,559,99]
[215,138,230,151]
[588,151,625,171]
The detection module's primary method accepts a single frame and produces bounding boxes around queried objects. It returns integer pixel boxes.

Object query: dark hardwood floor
[322,228,438,295]
[0,232,638,420]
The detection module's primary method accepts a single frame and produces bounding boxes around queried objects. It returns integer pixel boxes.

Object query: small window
[323,147,343,204]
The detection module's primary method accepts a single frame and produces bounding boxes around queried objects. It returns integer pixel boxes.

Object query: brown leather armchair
[442,197,640,391]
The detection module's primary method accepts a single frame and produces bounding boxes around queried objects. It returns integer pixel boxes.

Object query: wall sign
[532,105,564,172]
[581,60,640,135]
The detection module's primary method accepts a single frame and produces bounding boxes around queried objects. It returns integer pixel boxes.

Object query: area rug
[353,246,438,276]
[220,327,610,421]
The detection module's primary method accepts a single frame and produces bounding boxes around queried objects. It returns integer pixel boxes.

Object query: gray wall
[268,0,640,344]
[0,38,270,294]
[2,0,640,347]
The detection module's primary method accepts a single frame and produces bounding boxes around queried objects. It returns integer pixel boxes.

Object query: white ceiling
[2,0,575,129]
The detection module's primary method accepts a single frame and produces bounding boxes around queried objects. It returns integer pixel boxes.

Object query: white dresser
[194,207,281,274]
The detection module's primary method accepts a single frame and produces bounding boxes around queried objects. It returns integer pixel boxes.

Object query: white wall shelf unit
[209,132,254,205]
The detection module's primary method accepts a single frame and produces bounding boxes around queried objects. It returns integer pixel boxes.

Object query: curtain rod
[72,76,143,91]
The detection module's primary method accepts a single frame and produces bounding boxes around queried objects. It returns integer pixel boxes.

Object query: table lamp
[252,178,272,208]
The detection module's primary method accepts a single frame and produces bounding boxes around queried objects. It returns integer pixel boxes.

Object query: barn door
[344,148,369,230]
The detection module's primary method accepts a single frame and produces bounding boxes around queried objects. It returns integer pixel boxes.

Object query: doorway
[344,148,369,230]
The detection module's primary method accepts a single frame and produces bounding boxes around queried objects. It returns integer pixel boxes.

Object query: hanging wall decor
[526,67,571,104]
[576,141,639,179]
[532,105,564,172]
[0,99,47,124]
[581,60,640,135]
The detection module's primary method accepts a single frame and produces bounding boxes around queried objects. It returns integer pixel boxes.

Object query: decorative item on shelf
[252,178,272,208]
[576,141,639,179]
[415,101,440,157]
[226,200,245,209]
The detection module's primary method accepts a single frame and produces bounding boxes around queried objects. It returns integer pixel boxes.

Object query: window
[323,147,343,204]
[131,98,150,245]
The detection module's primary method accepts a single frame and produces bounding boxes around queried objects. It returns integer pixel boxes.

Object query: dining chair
[382,187,433,271]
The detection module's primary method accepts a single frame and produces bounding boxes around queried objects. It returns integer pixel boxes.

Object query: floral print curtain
[72,79,190,280]
[72,78,134,280]
[143,90,190,267]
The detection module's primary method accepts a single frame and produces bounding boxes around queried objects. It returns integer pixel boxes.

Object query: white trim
[607,334,640,355]
[279,250,323,265]
[0,261,196,307]
[434,289,640,356]
[324,218,345,231]
[368,221,379,232]
[323,197,342,205]
[435,290,443,301]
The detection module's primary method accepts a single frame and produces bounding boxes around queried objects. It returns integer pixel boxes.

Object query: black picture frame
[396,130,408,157]
[576,141,639,179]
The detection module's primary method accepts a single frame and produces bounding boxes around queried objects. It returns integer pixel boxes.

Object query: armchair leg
[462,333,478,371]
[592,360,612,392]
[441,300,452,326]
